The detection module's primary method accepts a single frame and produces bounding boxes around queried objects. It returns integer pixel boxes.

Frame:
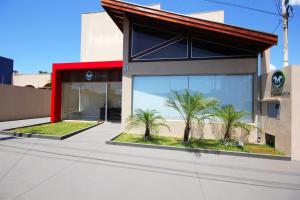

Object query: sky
[0,0,299,74]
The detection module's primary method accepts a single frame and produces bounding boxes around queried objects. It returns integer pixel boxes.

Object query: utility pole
[282,0,289,67]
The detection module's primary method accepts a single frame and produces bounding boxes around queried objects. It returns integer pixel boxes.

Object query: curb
[0,122,101,140]
[106,140,291,161]
[2,122,51,131]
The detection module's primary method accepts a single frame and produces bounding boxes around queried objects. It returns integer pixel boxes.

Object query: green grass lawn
[114,133,284,156]
[10,122,97,136]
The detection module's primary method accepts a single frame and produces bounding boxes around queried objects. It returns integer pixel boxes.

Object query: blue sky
[0,0,299,73]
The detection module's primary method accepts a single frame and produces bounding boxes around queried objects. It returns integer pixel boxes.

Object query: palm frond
[126,109,169,138]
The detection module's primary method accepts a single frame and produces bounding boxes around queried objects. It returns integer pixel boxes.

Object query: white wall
[187,10,224,23]
[80,4,161,62]
[80,11,123,61]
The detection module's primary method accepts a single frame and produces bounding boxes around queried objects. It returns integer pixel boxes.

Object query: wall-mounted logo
[85,71,93,81]
[272,70,285,88]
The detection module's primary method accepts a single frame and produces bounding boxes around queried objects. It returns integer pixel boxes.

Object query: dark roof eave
[101,0,278,50]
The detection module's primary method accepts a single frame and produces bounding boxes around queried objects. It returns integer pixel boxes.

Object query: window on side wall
[267,102,280,119]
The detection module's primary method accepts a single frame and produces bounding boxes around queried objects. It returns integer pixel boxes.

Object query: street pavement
[0,119,300,200]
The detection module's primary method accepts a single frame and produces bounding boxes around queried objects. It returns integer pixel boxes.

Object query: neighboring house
[0,56,13,85]
[13,73,51,88]
[50,0,300,160]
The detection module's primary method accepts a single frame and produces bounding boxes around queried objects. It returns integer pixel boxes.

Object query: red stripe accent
[50,61,123,122]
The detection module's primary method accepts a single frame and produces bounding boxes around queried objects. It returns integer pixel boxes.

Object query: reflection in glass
[136,39,188,60]
[62,82,106,120]
[133,75,253,122]
[189,75,253,122]
[107,82,122,121]
[132,24,177,56]
[133,76,188,119]
[191,38,255,58]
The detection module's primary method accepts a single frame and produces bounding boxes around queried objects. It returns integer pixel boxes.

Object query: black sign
[61,69,122,82]
[272,70,285,88]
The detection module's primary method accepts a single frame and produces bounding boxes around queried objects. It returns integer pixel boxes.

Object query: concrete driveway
[0,121,300,200]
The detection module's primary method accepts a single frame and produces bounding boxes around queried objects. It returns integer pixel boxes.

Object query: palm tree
[214,104,256,141]
[166,89,218,143]
[126,109,170,140]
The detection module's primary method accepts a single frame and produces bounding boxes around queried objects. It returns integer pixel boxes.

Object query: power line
[274,0,283,16]
[272,19,282,33]
[203,0,281,16]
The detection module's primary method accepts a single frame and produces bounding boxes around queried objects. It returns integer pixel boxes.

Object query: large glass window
[133,76,188,119]
[130,23,257,62]
[131,24,177,56]
[133,75,253,122]
[131,24,188,60]
[136,39,188,60]
[189,75,253,121]
[62,82,106,120]
[191,38,255,58]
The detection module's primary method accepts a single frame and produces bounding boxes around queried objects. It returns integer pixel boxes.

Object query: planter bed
[0,121,101,140]
[106,133,290,161]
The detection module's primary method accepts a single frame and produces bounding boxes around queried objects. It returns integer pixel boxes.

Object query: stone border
[106,134,291,161]
[0,122,101,140]
[2,122,51,131]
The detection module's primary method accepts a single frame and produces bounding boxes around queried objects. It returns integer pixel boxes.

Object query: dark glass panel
[131,24,177,56]
[61,69,122,82]
[136,39,188,60]
[191,38,255,58]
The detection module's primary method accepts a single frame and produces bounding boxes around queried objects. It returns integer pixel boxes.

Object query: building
[0,56,13,84]
[51,0,300,160]
[13,73,51,88]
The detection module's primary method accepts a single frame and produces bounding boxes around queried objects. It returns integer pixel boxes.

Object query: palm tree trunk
[145,126,150,140]
[224,125,230,141]
[183,124,190,143]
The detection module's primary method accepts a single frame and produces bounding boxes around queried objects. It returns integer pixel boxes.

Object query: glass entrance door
[107,82,122,121]
[62,82,106,121]
[62,82,121,121]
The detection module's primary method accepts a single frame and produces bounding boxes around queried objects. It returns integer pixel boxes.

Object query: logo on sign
[85,71,93,81]
[272,70,285,88]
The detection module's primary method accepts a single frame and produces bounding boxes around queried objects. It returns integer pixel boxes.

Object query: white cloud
[270,64,277,71]
[289,0,300,6]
